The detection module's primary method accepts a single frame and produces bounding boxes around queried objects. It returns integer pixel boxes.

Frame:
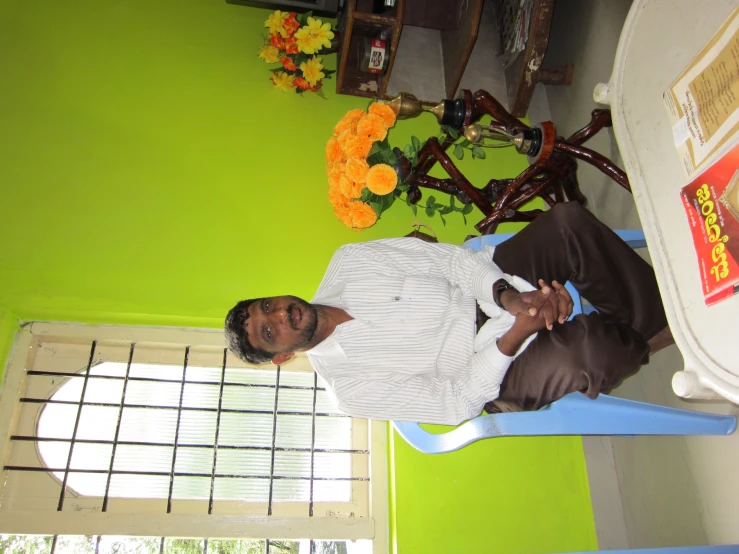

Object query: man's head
[224,296,319,365]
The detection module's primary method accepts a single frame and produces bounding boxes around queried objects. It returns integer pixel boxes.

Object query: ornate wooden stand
[401,89,630,234]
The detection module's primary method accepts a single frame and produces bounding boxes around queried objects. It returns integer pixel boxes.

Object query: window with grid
[0,323,387,552]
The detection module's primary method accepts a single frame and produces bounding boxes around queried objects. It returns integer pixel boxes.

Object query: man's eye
[266,327,272,339]
[264,301,270,312]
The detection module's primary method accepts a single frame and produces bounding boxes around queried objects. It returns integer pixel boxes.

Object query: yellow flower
[258,45,280,64]
[270,71,295,92]
[294,17,334,54]
[294,26,315,54]
[265,11,288,36]
[305,17,334,51]
[300,57,325,86]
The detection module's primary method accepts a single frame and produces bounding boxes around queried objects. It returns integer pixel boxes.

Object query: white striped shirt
[306,238,536,425]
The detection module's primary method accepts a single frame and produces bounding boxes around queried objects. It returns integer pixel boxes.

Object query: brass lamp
[386,92,551,161]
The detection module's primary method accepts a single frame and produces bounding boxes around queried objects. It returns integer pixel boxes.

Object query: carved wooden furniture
[499,0,574,117]
[400,89,631,234]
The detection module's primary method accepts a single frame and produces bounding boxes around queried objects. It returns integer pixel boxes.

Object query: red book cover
[681,142,739,305]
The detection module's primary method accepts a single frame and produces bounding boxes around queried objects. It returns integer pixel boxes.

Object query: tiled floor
[542,0,739,550]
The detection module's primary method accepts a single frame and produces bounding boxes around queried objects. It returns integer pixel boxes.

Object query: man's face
[245,296,319,357]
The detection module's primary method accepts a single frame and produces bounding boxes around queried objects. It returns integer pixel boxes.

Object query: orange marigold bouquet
[258,10,337,96]
[326,102,422,230]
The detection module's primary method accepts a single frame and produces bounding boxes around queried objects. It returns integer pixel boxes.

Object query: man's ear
[272,351,295,365]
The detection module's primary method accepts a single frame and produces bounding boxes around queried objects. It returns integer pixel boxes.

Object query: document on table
[664,6,739,177]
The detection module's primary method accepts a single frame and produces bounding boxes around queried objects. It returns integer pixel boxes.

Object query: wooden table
[595,0,739,404]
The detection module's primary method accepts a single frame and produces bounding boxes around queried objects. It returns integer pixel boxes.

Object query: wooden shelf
[335,0,404,98]
[336,0,483,101]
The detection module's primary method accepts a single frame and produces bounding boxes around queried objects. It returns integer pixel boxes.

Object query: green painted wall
[0,1,595,552]
[0,308,20,388]
[391,428,596,553]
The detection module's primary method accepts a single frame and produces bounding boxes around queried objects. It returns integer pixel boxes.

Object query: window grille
[0,324,387,551]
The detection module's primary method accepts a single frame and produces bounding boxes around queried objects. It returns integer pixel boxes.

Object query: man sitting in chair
[224,203,673,425]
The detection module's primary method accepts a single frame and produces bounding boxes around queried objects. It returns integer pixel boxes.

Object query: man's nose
[270,308,288,325]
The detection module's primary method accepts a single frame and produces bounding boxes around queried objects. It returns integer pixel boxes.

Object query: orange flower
[345,158,369,184]
[328,173,347,207]
[280,57,296,71]
[366,163,397,195]
[311,82,323,92]
[368,102,397,128]
[357,113,388,142]
[337,131,372,159]
[340,173,364,199]
[339,201,378,230]
[333,108,365,137]
[269,33,286,50]
[293,76,311,90]
[325,137,345,165]
[284,37,299,55]
[283,13,301,36]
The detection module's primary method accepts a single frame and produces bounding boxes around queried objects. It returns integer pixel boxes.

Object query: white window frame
[0,322,389,552]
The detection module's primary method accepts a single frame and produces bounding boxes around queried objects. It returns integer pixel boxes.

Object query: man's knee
[546,201,595,234]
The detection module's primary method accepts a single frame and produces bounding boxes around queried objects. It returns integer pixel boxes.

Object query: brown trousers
[483,202,668,413]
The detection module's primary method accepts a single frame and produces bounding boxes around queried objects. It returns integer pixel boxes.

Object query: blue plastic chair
[393,231,737,454]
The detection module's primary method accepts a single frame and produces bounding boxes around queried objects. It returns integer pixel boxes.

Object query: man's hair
[224,299,273,364]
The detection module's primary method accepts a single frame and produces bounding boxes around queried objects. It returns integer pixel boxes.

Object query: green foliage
[364,131,475,225]
[407,193,474,226]
[440,126,486,161]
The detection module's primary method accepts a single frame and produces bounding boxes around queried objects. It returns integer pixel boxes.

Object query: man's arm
[328,343,512,425]
[338,238,509,306]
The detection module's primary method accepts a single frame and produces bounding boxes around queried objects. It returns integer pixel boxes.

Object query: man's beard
[286,297,318,350]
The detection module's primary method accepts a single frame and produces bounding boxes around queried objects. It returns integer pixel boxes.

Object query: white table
[594,0,739,404]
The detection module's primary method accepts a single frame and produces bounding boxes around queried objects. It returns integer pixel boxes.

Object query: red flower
[283,13,301,37]
[293,77,311,90]
[284,37,299,55]
[280,57,297,71]
[269,33,286,51]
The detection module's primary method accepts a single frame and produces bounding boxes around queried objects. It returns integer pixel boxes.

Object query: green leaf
[462,214,468,225]
[361,188,373,202]
[471,146,486,159]
[369,201,383,216]
[459,139,470,148]
[425,205,435,218]
[366,151,385,167]
[449,196,456,207]
[461,203,474,215]
[453,145,464,160]
[427,195,436,205]
[397,182,409,192]
[381,192,395,210]
[411,136,421,151]
[411,202,418,215]
[439,214,447,226]
[404,144,414,160]
[439,205,454,215]
[444,126,459,139]
[386,150,398,166]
